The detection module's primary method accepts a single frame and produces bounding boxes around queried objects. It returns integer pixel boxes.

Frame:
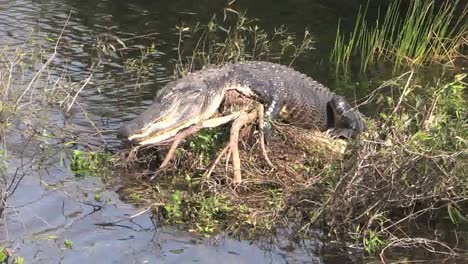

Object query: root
[203,104,276,182]
[159,125,202,169]
[204,144,230,180]
[229,113,245,183]
[154,113,241,170]
[129,104,277,183]
[257,104,274,168]
[204,110,258,183]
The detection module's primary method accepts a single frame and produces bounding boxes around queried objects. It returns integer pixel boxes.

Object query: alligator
[120,61,365,144]
[120,61,365,181]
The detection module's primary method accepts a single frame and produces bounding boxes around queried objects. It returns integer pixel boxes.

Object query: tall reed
[331,0,467,73]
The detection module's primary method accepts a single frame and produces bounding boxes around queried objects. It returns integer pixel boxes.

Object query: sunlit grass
[174,10,315,77]
[332,0,467,73]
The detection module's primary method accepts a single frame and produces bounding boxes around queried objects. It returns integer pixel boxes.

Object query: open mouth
[126,115,203,146]
[120,85,227,147]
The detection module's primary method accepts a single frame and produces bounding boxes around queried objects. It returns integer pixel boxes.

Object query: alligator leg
[327,96,365,140]
[263,93,282,143]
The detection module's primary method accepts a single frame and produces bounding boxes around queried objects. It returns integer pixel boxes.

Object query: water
[0,0,463,263]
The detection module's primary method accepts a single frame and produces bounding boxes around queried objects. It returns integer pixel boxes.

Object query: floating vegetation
[331,0,468,73]
[63,239,74,250]
[70,150,112,180]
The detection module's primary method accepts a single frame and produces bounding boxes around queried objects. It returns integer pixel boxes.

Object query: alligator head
[119,80,226,146]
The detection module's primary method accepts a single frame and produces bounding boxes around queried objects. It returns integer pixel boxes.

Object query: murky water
[0,0,374,263]
[1,0,463,263]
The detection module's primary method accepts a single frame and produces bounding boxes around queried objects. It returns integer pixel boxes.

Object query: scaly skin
[226,61,365,139]
[120,61,365,145]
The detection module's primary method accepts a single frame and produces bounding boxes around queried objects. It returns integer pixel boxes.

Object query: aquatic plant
[164,190,183,223]
[0,18,116,238]
[70,150,112,180]
[159,189,232,236]
[363,230,386,255]
[0,246,22,264]
[13,256,24,264]
[321,72,467,259]
[187,128,227,166]
[64,239,74,249]
[332,0,468,73]
[0,247,9,263]
[130,192,141,202]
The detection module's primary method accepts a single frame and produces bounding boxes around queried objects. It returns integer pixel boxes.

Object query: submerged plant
[332,0,467,73]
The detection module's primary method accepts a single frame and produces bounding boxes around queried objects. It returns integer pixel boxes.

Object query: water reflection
[0,0,378,262]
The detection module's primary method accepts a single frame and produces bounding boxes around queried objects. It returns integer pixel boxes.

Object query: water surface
[2,0,462,263]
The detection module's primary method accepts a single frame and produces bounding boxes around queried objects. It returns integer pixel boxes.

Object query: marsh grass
[120,72,468,259]
[332,0,468,74]
[173,10,314,77]
[112,6,468,261]
[0,15,114,222]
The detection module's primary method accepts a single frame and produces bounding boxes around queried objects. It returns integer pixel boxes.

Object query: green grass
[174,10,314,77]
[332,0,467,73]
[114,7,468,259]
[162,189,232,236]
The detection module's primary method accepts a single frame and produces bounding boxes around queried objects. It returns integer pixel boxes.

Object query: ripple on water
[0,1,361,263]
